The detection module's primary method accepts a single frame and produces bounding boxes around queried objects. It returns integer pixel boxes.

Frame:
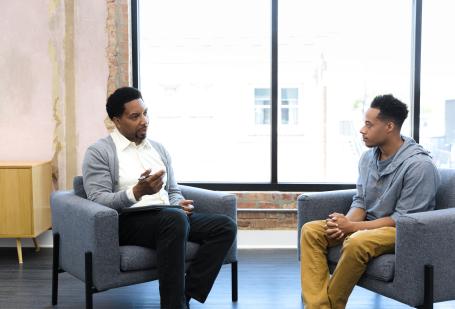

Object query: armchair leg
[417,264,434,309]
[52,233,60,306]
[231,261,238,302]
[85,252,94,309]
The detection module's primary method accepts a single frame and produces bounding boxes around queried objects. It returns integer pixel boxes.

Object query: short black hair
[106,87,142,119]
[370,94,408,128]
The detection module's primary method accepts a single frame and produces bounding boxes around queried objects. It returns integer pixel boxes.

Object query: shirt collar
[111,128,151,151]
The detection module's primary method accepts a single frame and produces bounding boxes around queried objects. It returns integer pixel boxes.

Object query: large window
[137,0,271,182]
[278,0,412,182]
[133,0,446,189]
[420,0,455,168]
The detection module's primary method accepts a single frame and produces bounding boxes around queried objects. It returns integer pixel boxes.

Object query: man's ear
[386,121,395,134]
[112,117,121,128]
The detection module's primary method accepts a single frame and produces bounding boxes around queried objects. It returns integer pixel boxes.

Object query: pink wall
[0,2,55,161]
[0,0,109,189]
[74,0,110,173]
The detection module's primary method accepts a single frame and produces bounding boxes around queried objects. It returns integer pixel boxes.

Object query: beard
[136,126,148,141]
[136,132,147,141]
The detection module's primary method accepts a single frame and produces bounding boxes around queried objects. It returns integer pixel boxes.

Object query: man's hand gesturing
[132,169,165,200]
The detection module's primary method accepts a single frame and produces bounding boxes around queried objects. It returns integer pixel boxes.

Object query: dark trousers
[119,208,237,308]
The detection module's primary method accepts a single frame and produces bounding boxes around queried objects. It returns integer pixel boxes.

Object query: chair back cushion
[73,176,87,199]
[435,168,455,210]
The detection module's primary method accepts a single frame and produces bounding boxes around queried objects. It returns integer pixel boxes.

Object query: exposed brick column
[105,0,131,130]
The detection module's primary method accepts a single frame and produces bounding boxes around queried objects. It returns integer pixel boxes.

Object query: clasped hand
[325,213,353,240]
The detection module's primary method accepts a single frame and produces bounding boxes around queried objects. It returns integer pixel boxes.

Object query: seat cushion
[120,241,200,271]
[327,245,395,282]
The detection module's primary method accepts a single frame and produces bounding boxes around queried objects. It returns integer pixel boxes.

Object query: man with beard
[82,87,237,309]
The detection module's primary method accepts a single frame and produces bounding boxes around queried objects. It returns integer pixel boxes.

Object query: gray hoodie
[351,136,440,222]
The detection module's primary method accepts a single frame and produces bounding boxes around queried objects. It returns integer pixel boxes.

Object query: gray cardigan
[82,135,184,210]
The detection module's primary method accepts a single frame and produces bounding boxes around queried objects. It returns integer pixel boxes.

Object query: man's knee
[224,216,237,240]
[301,220,326,240]
[342,229,395,259]
[214,215,237,241]
[159,208,189,236]
[341,233,370,259]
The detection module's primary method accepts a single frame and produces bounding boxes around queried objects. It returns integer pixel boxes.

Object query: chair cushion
[327,245,395,282]
[120,241,200,271]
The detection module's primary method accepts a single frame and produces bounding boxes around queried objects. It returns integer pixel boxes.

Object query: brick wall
[105,0,130,131]
[234,192,301,230]
[106,0,130,93]
[236,192,300,209]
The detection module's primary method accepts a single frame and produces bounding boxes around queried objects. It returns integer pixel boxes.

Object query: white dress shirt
[111,128,170,206]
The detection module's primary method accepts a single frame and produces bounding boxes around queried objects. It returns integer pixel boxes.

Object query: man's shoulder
[84,136,115,160]
[403,152,437,171]
[88,136,114,150]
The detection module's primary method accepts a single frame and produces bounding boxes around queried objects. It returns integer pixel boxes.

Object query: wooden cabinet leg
[32,238,40,252]
[16,239,23,264]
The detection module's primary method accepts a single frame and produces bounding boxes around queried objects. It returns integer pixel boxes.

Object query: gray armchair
[51,176,238,309]
[297,168,455,309]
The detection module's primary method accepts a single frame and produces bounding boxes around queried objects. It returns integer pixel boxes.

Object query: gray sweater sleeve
[82,144,134,211]
[350,152,367,211]
[159,145,185,205]
[390,160,440,222]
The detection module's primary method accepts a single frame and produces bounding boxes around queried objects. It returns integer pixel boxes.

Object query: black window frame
[131,0,422,192]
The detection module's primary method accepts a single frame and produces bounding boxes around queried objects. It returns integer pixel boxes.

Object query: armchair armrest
[297,189,356,252]
[297,189,356,226]
[179,185,237,220]
[179,185,237,263]
[393,208,455,305]
[51,191,120,291]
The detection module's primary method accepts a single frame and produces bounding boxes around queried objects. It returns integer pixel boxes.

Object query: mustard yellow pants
[300,220,396,309]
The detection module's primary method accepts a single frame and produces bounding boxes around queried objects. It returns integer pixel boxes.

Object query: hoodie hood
[370,136,431,176]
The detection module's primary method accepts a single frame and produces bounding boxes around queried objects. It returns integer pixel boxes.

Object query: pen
[138,169,165,182]
[138,175,150,182]
[138,168,153,182]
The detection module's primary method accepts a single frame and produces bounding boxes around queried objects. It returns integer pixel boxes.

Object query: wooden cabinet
[0,161,52,263]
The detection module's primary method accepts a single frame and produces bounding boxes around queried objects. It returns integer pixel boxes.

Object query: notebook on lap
[120,205,182,214]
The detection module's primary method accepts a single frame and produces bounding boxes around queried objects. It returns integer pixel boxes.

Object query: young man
[82,87,237,309]
[300,94,440,309]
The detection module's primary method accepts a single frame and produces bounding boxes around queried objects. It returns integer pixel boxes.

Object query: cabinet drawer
[0,168,33,235]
